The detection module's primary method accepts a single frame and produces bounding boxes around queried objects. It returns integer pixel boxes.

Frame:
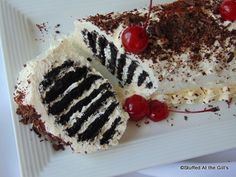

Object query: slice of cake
[14,39,129,153]
[73,0,236,104]
[72,28,158,97]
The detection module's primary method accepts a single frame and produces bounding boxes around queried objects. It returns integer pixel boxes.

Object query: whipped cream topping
[73,0,236,105]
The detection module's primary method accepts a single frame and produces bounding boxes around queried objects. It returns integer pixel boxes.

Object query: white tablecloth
[0,44,236,177]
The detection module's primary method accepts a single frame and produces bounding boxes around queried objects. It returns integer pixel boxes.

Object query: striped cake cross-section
[14,39,129,153]
[82,30,155,89]
[73,28,157,96]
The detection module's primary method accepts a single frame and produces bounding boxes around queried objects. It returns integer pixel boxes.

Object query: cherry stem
[169,107,220,114]
[144,0,153,29]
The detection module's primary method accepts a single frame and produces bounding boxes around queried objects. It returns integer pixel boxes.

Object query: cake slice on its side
[14,39,129,153]
[72,23,158,97]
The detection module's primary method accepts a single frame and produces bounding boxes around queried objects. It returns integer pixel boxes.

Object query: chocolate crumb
[36,22,48,33]
[184,116,188,121]
[214,112,221,116]
[32,126,42,138]
[87,58,92,62]
[52,144,65,151]
[55,24,61,28]
[144,120,150,124]
[184,0,195,6]
[212,106,220,112]
[227,52,234,63]
[202,71,206,76]
[226,98,233,108]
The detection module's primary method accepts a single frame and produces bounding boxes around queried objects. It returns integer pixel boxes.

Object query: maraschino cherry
[219,0,236,21]
[123,94,220,122]
[124,94,150,121]
[148,100,169,122]
[121,0,153,54]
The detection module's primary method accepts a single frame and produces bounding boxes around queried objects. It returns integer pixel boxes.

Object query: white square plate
[1,0,236,177]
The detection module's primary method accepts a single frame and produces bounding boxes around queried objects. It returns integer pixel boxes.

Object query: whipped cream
[72,0,236,105]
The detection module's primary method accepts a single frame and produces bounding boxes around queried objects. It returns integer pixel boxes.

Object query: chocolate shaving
[36,22,48,33]
[52,144,65,151]
[14,91,66,151]
[86,0,235,65]
[227,52,234,63]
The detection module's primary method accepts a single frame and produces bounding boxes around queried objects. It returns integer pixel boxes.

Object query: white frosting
[15,38,129,153]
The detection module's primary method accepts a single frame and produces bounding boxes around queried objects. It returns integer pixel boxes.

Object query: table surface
[0,43,236,177]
